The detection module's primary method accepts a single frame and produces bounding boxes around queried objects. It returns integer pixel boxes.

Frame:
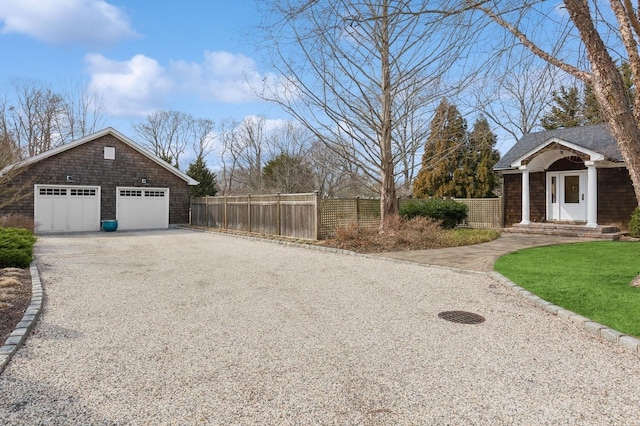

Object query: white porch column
[520,166,530,225]
[585,161,598,228]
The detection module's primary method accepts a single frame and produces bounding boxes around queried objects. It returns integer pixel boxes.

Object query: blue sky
[0,0,284,138]
[0,0,581,167]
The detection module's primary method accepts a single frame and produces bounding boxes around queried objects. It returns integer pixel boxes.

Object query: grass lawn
[494,241,640,337]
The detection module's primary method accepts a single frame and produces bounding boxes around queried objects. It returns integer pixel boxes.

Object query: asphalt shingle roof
[494,123,623,170]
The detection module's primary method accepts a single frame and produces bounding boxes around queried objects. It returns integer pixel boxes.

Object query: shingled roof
[494,123,623,170]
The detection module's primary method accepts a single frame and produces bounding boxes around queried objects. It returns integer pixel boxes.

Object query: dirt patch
[0,268,32,345]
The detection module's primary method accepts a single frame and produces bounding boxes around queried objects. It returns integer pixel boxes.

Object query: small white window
[104,146,116,160]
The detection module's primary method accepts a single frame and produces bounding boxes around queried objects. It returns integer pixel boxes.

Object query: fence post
[223,195,228,229]
[204,196,209,227]
[276,193,282,236]
[314,190,320,240]
[248,194,252,233]
[355,196,360,227]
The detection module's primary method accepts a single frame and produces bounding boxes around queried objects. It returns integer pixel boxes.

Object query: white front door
[547,171,587,222]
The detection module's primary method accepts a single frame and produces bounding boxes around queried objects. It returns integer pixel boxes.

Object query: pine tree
[583,84,603,125]
[186,156,218,198]
[540,86,583,130]
[262,153,315,193]
[413,102,501,199]
[542,62,635,130]
[468,117,500,198]
[413,99,468,198]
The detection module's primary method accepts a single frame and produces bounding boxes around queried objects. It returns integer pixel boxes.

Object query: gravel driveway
[1,229,639,424]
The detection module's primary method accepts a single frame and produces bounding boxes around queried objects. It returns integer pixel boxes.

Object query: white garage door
[116,187,170,230]
[34,185,101,233]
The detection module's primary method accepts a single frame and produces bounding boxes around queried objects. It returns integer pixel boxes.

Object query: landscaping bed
[0,267,31,345]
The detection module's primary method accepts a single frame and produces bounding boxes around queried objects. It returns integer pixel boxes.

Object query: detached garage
[0,128,198,233]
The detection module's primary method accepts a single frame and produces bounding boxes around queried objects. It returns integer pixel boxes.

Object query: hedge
[0,227,37,268]
[399,198,468,229]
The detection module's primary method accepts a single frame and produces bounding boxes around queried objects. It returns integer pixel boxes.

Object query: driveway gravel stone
[1,229,639,424]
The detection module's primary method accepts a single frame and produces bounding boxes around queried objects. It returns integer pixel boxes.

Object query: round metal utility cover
[438,310,485,324]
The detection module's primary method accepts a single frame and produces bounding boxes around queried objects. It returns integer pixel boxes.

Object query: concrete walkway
[375,233,590,272]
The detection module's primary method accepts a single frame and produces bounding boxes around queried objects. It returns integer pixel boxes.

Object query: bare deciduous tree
[192,118,216,160]
[260,0,479,228]
[3,79,64,157]
[216,116,270,194]
[58,80,107,142]
[466,49,562,144]
[217,118,241,195]
[0,78,108,158]
[134,110,196,169]
[233,115,268,192]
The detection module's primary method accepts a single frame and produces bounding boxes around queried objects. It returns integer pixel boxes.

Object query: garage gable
[2,128,198,186]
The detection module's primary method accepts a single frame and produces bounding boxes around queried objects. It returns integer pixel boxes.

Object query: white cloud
[85,53,172,116]
[171,50,284,103]
[0,0,137,45]
[85,50,290,117]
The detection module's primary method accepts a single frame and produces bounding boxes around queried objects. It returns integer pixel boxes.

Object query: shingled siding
[598,168,637,230]
[503,172,546,227]
[0,134,191,224]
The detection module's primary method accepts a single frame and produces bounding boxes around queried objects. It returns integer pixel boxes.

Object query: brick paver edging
[489,271,640,355]
[0,262,43,374]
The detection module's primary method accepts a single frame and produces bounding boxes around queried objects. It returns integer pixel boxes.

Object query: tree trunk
[564,0,640,205]
[379,0,398,229]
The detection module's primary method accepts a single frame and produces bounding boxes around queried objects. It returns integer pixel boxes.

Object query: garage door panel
[116,187,169,230]
[35,185,100,233]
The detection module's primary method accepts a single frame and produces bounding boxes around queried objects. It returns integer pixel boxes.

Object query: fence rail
[191,194,503,240]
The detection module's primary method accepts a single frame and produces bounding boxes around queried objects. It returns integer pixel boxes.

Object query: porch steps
[503,223,627,240]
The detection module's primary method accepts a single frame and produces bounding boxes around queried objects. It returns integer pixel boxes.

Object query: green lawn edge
[494,241,640,337]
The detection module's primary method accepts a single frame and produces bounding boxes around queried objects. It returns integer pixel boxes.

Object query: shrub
[334,221,362,241]
[630,206,640,238]
[400,198,468,229]
[0,227,37,268]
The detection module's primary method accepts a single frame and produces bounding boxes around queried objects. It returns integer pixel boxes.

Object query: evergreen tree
[413,102,501,199]
[583,84,603,125]
[262,153,315,193]
[540,86,584,130]
[186,156,218,198]
[468,117,501,198]
[542,63,635,130]
[413,99,469,198]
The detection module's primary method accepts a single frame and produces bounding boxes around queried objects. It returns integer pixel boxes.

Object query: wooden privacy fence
[191,193,320,240]
[191,194,503,240]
